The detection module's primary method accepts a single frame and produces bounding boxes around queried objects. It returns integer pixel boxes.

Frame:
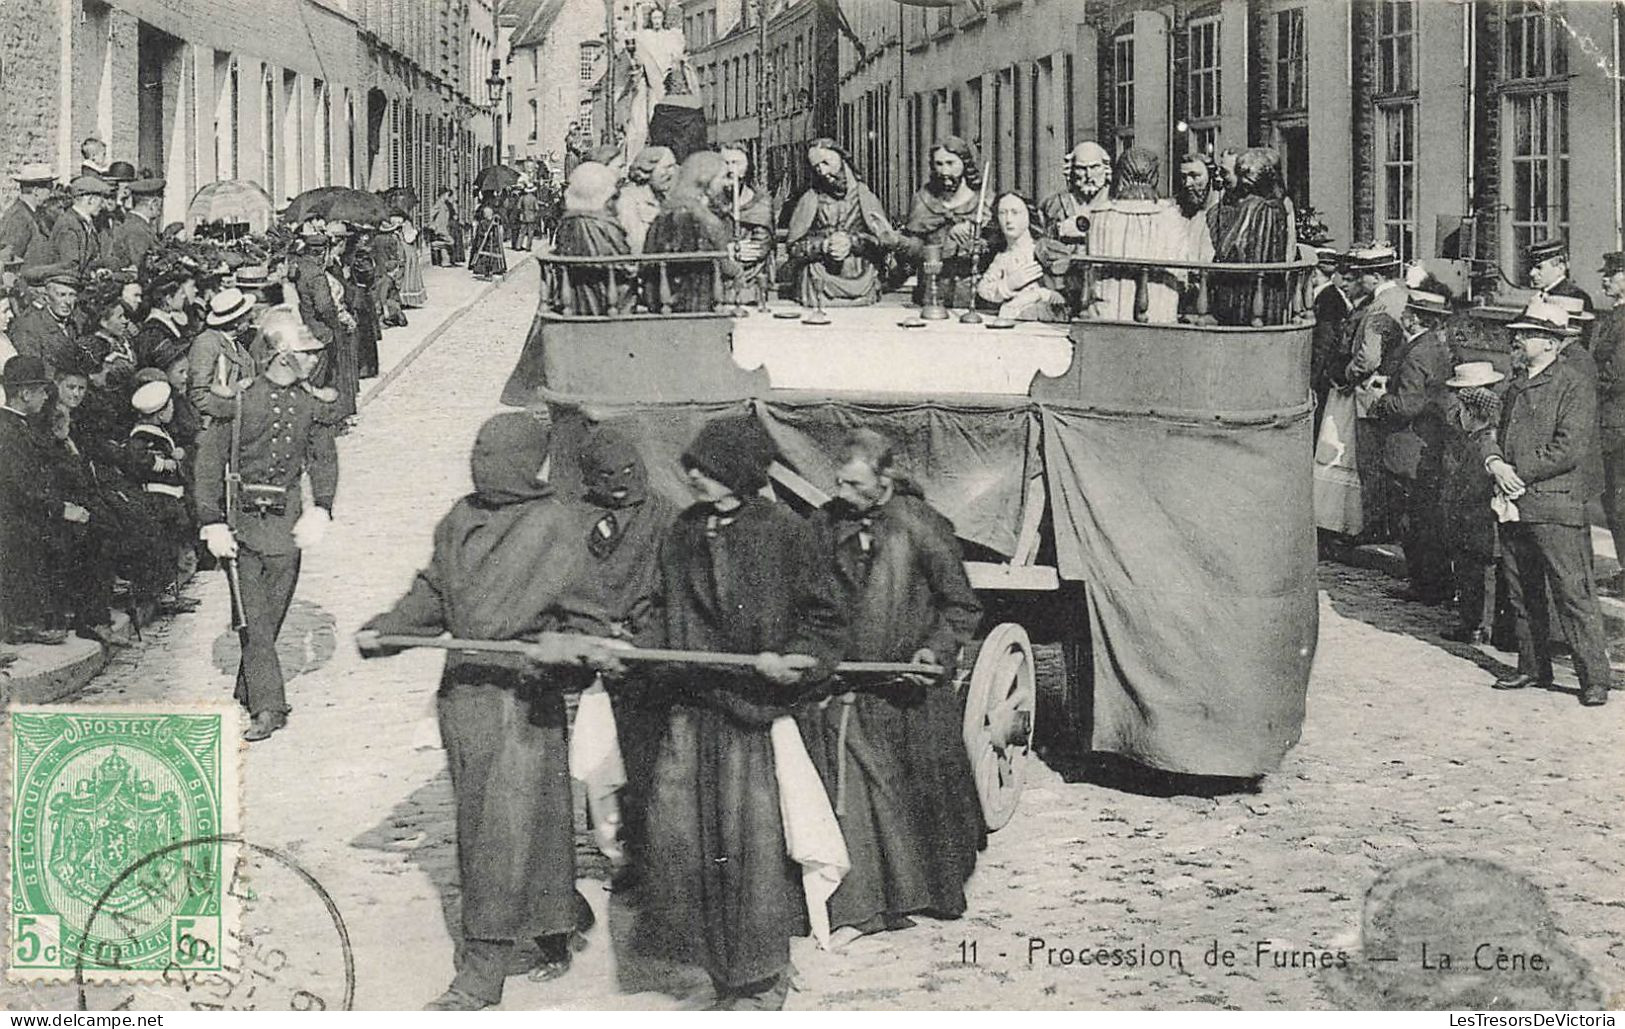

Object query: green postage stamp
[8,707,240,980]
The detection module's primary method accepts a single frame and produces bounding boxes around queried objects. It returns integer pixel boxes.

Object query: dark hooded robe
[785,162,896,307]
[799,491,985,931]
[551,210,633,315]
[634,416,848,995]
[642,153,741,314]
[362,413,591,1002]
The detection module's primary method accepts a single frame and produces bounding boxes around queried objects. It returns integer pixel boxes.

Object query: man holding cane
[194,309,340,741]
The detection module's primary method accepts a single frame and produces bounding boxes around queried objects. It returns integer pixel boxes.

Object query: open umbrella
[186,179,275,234]
[474,164,521,192]
[282,186,392,225]
[378,185,418,218]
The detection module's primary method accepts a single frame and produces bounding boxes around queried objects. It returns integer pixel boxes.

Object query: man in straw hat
[1483,297,1612,706]
[0,163,57,273]
[1596,251,1625,593]
[1367,289,1456,604]
[1341,241,1410,544]
[194,307,340,740]
[187,286,257,426]
[1440,361,1506,644]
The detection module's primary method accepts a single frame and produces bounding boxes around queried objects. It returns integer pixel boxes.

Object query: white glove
[292,507,331,550]
[200,523,238,559]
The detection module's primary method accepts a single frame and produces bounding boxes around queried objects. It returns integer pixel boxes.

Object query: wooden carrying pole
[368,633,945,678]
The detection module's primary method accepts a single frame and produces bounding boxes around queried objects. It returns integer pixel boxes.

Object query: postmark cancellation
[8,706,241,981]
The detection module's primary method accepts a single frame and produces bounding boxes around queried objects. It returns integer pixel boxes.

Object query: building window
[315,80,331,185]
[1112,29,1134,141]
[1380,102,1416,260]
[1507,90,1569,272]
[1376,0,1415,96]
[579,42,601,83]
[528,98,538,141]
[722,62,730,120]
[1275,8,1306,111]
[1188,15,1221,122]
[1504,0,1567,82]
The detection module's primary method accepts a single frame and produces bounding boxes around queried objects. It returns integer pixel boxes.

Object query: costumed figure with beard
[1039,142,1112,254]
[1210,148,1294,326]
[633,415,849,1010]
[1174,152,1220,262]
[898,137,985,309]
[1084,147,1195,324]
[551,163,635,315]
[617,146,677,254]
[798,429,984,944]
[719,145,774,301]
[360,414,603,1010]
[785,139,897,308]
[641,151,741,314]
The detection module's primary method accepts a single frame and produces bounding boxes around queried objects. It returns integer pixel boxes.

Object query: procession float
[500,244,1320,830]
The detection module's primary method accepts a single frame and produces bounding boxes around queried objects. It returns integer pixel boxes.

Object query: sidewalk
[0,253,535,707]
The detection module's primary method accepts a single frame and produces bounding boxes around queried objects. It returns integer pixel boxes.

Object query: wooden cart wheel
[959,622,1037,832]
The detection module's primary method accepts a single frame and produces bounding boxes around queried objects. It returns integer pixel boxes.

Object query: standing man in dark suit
[1340,243,1410,543]
[1368,290,1456,603]
[1484,298,1613,707]
[104,178,163,273]
[194,309,340,741]
[0,164,57,277]
[31,175,112,281]
[1309,246,1353,435]
[0,356,78,645]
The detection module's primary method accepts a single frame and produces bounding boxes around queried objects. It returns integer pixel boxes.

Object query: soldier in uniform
[30,176,112,282]
[194,308,340,741]
[10,267,81,373]
[0,164,57,275]
[1527,238,1595,350]
[104,178,163,273]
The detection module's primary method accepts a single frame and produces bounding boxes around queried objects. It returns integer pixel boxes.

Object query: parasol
[185,179,275,234]
[378,185,418,218]
[474,164,521,192]
[282,186,392,225]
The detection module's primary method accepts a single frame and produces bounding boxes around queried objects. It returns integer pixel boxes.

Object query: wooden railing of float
[537,250,734,318]
[1062,252,1319,328]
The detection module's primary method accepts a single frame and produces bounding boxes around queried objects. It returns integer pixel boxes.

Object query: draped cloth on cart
[537,391,1315,777]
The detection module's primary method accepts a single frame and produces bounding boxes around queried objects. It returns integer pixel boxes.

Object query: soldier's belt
[240,483,288,516]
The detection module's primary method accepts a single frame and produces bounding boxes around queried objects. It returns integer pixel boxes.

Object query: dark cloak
[642,201,739,314]
[1210,194,1291,325]
[899,185,982,307]
[785,167,896,307]
[363,414,588,944]
[551,210,633,315]
[634,496,848,990]
[799,493,985,929]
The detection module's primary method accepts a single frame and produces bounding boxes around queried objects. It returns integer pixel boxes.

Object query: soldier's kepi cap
[1600,251,1625,276]
[128,177,166,197]
[1525,236,1567,267]
[69,174,115,197]
[1344,241,1399,273]
[130,380,173,415]
[12,162,55,185]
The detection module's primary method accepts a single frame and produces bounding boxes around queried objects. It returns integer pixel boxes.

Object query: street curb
[359,254,537,410]
[1,607,140,706]
[1339,541,1625,640]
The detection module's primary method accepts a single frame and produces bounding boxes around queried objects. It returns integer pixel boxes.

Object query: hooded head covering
[681,414,776,496]
[564,162,619,214]
[627,145,675,186]
[470,412,553,507]
[662,151,727,216]
[1114,147,1162,201]
[578,424,649,508]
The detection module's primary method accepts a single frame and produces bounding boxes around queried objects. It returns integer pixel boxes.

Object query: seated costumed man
[634,414,849,1010]
[357,413,603,1010]
[799,429,985,946]
[1085,147,1195,325]
[551,162,634,315]
[897,136,986,309]
[785,139,897,308]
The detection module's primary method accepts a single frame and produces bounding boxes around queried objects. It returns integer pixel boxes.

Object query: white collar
[146,309,182,335]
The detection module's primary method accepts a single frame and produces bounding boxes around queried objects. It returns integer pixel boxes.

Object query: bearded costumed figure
[1039,141,1112,253]
[799,430,984,940]
[634,415,848,1010]
[786,139,897,308]
[617,146,677,254]
[359,414,600,1010]
[719,146,774,300]
[642,151,741,314]
[1210,148,1294,326]
[898,136,985,309]
[551,163,634,315]
[1085,147,1194,325]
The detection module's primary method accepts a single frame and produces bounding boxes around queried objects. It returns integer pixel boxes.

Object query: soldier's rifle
[221,357,247,632]
[363,632,945,678]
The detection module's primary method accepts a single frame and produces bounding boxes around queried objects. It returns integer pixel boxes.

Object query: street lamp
[486,59,505,165]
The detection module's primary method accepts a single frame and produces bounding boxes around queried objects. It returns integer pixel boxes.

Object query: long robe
[642,203,739,314]
[363,457,590,947]
[723,187,775,304]
[551,210,633,315]
[1210,194,1292,326]
[899,185,982,308]
[635,497,848,990]
[785,169,896,307]
[798,494,984,930]
[1085,197,1192,324]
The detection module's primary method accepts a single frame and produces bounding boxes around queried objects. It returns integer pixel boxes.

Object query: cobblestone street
[6,266,1622,1010]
